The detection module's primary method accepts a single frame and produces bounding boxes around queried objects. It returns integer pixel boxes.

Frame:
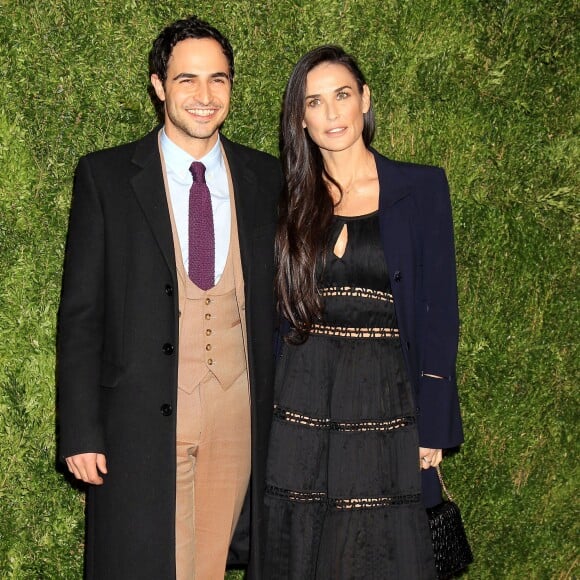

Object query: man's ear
[150,74,166,102]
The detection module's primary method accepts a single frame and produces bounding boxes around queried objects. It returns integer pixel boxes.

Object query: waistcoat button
[205,313,211,320]
[205,298,211,305]
[206,329,212,336]
[206,344,212,351]
[207,358,213,365]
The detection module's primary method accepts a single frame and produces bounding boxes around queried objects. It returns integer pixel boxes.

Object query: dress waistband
[319,286,394,303]
[310,323,399,339]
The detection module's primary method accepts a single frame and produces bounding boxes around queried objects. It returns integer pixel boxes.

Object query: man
[57,16,281,579]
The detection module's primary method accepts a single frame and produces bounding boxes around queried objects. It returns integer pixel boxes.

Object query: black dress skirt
[263,211,436,579]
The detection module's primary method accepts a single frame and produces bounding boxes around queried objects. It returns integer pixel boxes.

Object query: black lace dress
[263,212,436,579]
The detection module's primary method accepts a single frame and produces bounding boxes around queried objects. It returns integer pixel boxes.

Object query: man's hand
[65,453,108,485]
[419,447,442,470]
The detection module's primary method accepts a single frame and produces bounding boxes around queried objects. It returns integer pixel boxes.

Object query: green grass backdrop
[0,0,577,578]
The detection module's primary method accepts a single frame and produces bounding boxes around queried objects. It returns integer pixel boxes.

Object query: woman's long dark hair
[276,45,375,343]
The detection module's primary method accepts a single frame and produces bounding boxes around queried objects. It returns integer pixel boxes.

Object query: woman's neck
[320,141,372,188]
[320,143,379,214]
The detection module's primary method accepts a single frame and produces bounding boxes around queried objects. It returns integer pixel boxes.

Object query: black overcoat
[57,127,282,579]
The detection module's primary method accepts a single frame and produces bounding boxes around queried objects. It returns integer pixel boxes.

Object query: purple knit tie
[188,161,215,290]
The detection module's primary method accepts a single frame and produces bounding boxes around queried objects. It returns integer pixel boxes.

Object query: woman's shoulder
[372,148,445,182]
[372,149,449,207]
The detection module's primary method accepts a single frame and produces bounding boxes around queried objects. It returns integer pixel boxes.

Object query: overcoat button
[406,341,411,351]
[162,342,174,355]
[160,403,173,416]
[394,271,402,282]
[164,284,174,296]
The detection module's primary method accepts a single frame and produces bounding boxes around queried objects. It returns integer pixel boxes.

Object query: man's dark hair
[148,15,234,120]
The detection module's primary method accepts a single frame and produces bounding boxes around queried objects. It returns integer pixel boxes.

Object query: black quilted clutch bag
[427,466,473,579]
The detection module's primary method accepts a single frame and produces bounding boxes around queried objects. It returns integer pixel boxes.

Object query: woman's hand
[419,447,442,470]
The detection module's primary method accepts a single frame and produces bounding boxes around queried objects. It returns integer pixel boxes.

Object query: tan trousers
[175,372,251,580]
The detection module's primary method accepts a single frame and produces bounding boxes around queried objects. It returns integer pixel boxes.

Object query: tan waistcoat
[161,143,248,395]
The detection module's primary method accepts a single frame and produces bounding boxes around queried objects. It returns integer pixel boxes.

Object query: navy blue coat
[374,149,463,506]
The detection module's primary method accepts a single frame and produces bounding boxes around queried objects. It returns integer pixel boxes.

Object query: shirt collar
[160,127,223,184]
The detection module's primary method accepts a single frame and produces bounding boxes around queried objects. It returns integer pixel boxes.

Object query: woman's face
[302,62,370,154]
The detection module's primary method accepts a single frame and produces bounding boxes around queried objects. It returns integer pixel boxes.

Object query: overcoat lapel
[375,150,414,273]
[130,129,177,280]
[374,149,411,212]
[221,137,258,280]
[374,151,417,381]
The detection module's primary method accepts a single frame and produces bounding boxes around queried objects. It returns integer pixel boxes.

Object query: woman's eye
[307,98,320,107]
[337,91,349,100]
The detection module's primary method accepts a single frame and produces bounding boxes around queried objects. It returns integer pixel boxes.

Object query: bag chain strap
[435,465,455,503]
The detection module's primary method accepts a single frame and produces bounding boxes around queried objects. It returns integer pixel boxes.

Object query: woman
[263,46,464,579]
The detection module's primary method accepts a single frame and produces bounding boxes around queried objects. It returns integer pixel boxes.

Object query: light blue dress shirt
[160,128,231,284]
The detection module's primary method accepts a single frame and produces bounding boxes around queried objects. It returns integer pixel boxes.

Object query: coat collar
[372,148,411,211]
[220,135,258,276]
[129,128,256,282]
[130,127,176,278]
[220,134,258,235]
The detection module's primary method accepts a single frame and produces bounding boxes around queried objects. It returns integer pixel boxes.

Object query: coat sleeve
[56,155,106,460]
[416,168,464,449]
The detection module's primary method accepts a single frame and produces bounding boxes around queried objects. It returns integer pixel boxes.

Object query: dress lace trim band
[265,485,421,509]
[319,286,394,303]
[310,323,399,338]
[273,405,415,432]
